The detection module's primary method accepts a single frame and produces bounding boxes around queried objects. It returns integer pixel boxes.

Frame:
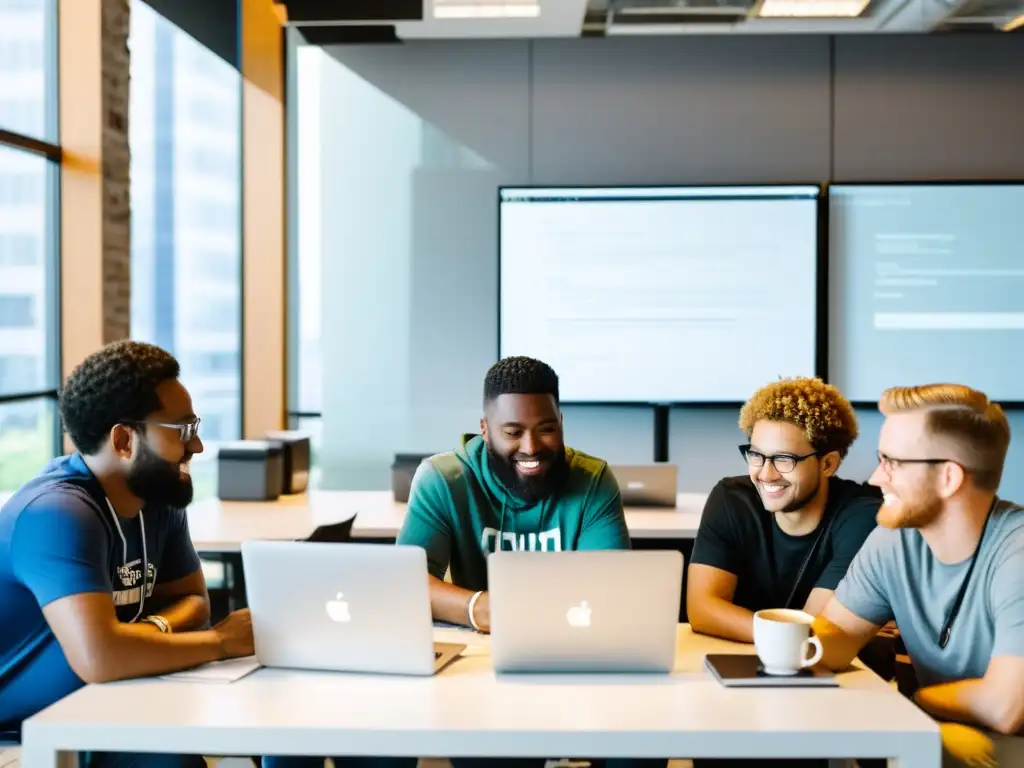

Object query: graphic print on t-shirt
[481,526,563,553]
[112,560,157,607]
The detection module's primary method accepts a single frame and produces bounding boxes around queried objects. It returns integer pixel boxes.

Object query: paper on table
[160,655,262,683]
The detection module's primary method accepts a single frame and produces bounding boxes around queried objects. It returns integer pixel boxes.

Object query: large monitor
[499,185,821,404]
[829,183,1024,404]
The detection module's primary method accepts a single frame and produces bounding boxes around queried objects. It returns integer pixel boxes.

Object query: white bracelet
[142,615,171,633]
[467,591,484,632]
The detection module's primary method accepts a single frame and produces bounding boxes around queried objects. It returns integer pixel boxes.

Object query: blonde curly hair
[739,377,859,458]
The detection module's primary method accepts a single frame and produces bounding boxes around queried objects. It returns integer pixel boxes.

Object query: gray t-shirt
[834,499,1024,689]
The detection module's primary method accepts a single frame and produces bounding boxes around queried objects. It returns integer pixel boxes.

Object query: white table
[187,491,707,553]
[20,626,940,768]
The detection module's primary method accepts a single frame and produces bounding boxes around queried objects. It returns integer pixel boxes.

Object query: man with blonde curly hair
[687,376,881,645]
[813,384,1024,761]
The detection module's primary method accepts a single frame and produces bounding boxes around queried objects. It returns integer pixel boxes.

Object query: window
[0,398,57,493]
[0,0,57,143]
[0,295,35,328]
[191,351,237,375]
[128,0,243,468]
[0,144,58,397]
[0,0,61,492]
[0,233,39,265]
[0,354,38,393]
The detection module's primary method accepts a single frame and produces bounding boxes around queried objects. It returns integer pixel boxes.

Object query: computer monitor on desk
[487,550,683,674]
[610,464,678,507]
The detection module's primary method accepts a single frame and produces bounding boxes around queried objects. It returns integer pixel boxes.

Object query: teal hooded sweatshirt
[396,434,630,591]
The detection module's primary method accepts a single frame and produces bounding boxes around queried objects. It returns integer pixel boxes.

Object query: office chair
[302,515,356,544]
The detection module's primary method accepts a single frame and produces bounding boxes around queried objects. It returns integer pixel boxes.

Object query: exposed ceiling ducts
[932,0,1024,30]
[273,0,1024,40]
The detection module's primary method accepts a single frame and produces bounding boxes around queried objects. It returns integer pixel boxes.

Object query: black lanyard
[938,498,997,649]
[771,509,835,610]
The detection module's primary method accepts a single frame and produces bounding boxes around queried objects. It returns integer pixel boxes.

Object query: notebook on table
[704,653,838,687]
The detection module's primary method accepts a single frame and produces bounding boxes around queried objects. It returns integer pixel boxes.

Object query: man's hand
[913,656,1024,736]
[939,723,998,768]
[812,596,882,671]
[148,570,211,632]
[212,609,254,657]
[426,575,491,631]
[686,564,754,643]
[470,591,490,633]
[44,592,243,683]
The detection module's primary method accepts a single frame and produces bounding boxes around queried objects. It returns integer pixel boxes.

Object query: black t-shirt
[690,475,881,612]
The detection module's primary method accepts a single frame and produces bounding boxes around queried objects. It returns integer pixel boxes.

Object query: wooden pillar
[241,0,286,437]
[59,0,131,451]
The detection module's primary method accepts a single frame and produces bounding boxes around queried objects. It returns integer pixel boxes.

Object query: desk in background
[187,490,707,621]
[20,625,940,768]
[186,490,708,551]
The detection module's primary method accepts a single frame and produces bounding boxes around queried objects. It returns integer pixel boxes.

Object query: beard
[486,442,569,505]
[126,439,194,509]
[876,493,942,530]
[773,478,822,515]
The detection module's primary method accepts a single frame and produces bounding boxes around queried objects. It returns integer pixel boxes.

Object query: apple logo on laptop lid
[566,600,592,628]
[326,592,351,623]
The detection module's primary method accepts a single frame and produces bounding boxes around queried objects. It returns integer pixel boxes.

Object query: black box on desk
[218,440,284,501]
[265,430,311,495]
[391,453,433,502]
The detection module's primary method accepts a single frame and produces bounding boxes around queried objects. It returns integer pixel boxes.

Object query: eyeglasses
[875,451,953,474]
[739,444,818,474]
[140,418,201,443]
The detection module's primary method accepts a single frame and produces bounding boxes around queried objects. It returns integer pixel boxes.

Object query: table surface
[21,625,940,767]
[187,490,708,552]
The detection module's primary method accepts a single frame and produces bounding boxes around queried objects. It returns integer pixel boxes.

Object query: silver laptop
[487,550,683,674]
[241,541,464,676]
[610,464,678,507]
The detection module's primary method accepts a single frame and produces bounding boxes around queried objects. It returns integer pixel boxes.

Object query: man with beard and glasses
[812,384,1024,766]
[687,377,881,647]
[0,340,253,768]
[397,355,630,634]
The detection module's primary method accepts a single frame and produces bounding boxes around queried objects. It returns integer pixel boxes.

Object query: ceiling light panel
[434,0,541,18]
[759,0,870,17]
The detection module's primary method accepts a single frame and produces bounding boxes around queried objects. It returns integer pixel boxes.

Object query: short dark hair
[60,340,181,455]
[483,356,559,405]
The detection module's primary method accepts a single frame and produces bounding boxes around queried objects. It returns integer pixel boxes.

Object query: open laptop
[487,550,683,674]
[610,464,678,507]
[241,541,465,676]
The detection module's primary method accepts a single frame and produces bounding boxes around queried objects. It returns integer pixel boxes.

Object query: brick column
[101,0,131,344]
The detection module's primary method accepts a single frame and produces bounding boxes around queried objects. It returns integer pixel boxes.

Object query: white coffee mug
[752,608,823,676]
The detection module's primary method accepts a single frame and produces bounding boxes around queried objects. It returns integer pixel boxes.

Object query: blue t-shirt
[0,453,201,729]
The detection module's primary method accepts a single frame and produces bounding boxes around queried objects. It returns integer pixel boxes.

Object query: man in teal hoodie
[265,358,631,767]
[397,355,631,632]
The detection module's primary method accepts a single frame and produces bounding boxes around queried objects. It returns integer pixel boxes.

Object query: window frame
[0,0,63,458]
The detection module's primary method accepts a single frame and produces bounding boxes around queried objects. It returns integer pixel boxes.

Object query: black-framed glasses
[739,444,818,474]
[139,418,201,443]
[876,451,952,474]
